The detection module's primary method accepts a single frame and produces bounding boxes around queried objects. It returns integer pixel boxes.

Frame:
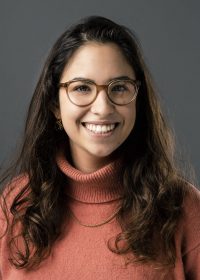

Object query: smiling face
[55,42,137,172]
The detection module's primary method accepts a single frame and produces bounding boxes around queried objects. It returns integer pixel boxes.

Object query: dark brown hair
[0,15,188,270]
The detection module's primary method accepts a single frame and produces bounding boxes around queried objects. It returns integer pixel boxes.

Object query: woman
[0,16,200,279]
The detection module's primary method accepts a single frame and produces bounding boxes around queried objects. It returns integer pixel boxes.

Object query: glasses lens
[67,81,96,106]
[108,80,137,105]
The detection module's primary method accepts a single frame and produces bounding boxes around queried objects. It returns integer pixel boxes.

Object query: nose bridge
[94,84,110,103]
[96,84,108,94]
[91,83,114,114]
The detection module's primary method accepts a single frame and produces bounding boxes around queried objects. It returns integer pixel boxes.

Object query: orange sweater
[0,152,200,279]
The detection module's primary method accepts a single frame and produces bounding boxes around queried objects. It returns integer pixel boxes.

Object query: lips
[82,122,119,134]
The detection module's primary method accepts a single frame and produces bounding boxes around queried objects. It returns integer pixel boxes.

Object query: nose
[90,88,115,115]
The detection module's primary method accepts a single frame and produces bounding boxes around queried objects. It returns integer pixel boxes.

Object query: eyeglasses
[59,78,141,106]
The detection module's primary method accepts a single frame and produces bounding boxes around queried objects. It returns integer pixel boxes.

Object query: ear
[53,108,61,120]
[49,103,61,119]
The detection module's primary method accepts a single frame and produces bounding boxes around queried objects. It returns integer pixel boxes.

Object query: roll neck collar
[56,149,124,203]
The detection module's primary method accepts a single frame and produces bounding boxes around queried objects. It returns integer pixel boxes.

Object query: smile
[82,123,118,134]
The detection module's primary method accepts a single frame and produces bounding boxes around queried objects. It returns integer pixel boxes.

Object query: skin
[55,42,137,173]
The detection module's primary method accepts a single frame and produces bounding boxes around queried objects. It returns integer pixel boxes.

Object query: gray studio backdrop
[0,0,199,183]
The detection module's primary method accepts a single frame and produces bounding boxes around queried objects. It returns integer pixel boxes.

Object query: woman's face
[56,42,137,172]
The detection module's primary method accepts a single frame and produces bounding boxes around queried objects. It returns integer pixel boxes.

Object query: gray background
[0,0,199,183]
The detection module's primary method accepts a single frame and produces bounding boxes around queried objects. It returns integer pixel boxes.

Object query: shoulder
[182,183,200,221]
[0,174,29,221]
[178,183,200,254]
[1,174,29,200]
[176,183,200,276]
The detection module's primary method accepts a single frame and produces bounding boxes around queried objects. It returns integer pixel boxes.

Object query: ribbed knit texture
[0,150,200,279]
[56,149,124,203]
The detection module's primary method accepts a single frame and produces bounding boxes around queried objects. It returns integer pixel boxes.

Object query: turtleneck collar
[56,149,124,204]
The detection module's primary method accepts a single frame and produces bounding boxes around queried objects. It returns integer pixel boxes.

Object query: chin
[89,147,119,160]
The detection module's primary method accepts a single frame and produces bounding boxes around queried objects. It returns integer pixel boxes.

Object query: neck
[69,144,121,174]
[70,152,114,173]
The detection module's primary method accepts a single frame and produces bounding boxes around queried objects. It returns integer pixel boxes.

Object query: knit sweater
[0,152,200,279]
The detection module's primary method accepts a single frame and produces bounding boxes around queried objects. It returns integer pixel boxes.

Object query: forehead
[60,42,135,83]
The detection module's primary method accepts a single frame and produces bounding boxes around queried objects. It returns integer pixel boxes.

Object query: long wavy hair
[0,15,188,270]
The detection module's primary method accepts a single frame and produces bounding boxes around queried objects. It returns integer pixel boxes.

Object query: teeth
[85,123,116,133]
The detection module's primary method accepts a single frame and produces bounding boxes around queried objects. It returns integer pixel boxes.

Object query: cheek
[60,112,80,141]
[61,110,80,130]
[123,104,137,131]
[59,102,86,133]
[59,95,78,122]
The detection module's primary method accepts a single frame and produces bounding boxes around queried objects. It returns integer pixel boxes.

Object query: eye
[74,85,91,92]
[69,82,94,95]
[111,84,128,92]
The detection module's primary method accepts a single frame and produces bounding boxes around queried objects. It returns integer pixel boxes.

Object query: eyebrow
[70,76,134,83]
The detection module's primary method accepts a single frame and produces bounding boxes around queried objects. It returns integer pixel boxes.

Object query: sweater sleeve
[0,175,29,278]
